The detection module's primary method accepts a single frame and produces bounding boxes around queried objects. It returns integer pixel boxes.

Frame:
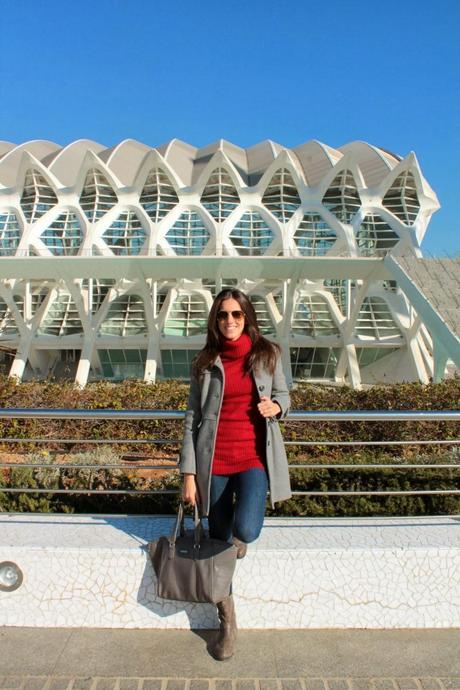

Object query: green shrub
[0,375,458,515]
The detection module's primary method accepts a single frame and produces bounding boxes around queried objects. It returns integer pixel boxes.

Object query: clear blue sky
[0,0,458,255]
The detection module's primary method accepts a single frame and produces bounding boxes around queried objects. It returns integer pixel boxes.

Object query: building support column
[144,333,158,383]
[433,339,449,383]
[344,343,361,389]
[407,336,430,384]
[9,334,33,381]
[75,337,96,387]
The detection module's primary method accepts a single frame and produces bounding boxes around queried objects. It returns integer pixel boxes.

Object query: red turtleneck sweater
[212,332,266,475]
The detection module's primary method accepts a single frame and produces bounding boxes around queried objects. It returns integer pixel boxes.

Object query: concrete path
[0,628,459,688]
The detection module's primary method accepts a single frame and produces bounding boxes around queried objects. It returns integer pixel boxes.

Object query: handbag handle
[170,502,203,548]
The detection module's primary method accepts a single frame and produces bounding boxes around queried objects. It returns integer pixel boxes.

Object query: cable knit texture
[212,332,266,475]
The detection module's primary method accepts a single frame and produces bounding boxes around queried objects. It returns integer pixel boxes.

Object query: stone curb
[0,678,459,690]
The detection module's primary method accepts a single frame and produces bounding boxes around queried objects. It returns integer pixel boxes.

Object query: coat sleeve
[178,371,202,475]
[271,355,290,419]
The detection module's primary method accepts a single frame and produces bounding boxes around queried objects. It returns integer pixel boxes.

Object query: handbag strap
[170,502,203,547]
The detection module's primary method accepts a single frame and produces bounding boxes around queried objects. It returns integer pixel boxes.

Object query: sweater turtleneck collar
[219,331,252,360]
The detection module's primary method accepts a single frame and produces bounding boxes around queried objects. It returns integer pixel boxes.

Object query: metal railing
[0,408,459,500]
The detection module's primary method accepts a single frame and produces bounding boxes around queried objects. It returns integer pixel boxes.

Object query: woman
[180,288,291,660]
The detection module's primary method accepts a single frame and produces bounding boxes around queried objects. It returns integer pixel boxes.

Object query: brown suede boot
[211,595,237,660]
[232,537,247,559]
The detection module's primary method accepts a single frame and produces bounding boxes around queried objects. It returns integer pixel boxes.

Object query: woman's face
[217,297,245,341]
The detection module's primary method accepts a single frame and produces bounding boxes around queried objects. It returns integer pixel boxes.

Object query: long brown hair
[192,289,280,377]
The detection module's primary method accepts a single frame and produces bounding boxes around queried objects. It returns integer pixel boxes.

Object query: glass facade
[40,212,83,256]
[20,169,58,223]
[290,347,340,379]
[80,169,118,222]
[356,214,399,256]
[356,347,399,367]
[38,293,83,336]
[229,211,274,255]
[102,211,146,255]
[262,168,301,222]
[201,168,240,221]
[163,294,208,336]
[100,295,147,336]
[0,297,21,336]
[161,349,201,378]
[98,349,146,380]
[0,137,439,387]
[0,211,21,256]
[355,297,401,339]
[383,171,420,225]
[322,169,361,223]
[292,295,339,336]
[248,294,276,335]
[294,213,337,256]
[140,169,179,222]
[165,211,210,255]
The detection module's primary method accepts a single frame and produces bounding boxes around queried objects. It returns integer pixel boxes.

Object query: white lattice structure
[0,138,441,387]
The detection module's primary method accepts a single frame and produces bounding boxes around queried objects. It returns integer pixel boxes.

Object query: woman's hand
[182,473,198,506]
[257,396,281,418]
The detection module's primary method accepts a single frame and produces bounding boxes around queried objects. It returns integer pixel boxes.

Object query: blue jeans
[208,468,268,544]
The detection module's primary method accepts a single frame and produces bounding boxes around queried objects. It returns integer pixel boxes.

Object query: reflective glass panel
[292,295,339,336]
[294,213,337,256]
[103,211,147,255]
[322,169,360,223]
[80,169,118,222]
[20,170,58,223]
[140,169,179,222]
[356,214,399,256]
[229,211,274,255]
[355,297,401,339]
[290,347,340,380]
[161,349,201,378]
[165,211,210,255]
[100,295,147,336]
[262,168,301,222]
[201,168,240,222]
[0,211,21,256]
[163,294,207,336]
[382,171,420,225]
[40,211,83,256]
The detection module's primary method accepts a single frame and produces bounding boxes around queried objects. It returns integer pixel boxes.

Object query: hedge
[0,375,459,516]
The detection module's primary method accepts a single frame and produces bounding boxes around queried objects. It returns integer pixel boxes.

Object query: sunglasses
[217,310,245,321]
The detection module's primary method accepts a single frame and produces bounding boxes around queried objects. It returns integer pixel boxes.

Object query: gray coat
[179,355,292,515]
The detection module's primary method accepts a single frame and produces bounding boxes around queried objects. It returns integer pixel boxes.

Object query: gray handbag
[148,503,238,604]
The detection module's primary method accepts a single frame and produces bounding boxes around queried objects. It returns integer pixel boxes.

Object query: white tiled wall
[1,514,459,628]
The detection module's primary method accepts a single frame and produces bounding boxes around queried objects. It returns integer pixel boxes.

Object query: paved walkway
[0,628,459,689]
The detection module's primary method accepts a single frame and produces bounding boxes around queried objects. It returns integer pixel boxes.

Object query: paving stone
[304,682,326,690]
[349,681,372,690]
[119,682,140,690]
[215,681,233,690]
[259,681,279,690]
[71,680,94,690]
[236,682,256,690]
[95,681,117,690]
[48,679,73,690]
[189,682,209,690]
[142,682,163,690]
[439,682,460,690]
[418,681,441,690]
[281,681,302,690]
[373,681,397,690]
[166,682,186,690]
[326,681,350,690]
[1,679,24,690]
[23,680,49,690]
[395,681,419,690]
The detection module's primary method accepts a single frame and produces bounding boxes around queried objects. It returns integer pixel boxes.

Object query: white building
[0,137,451,388]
